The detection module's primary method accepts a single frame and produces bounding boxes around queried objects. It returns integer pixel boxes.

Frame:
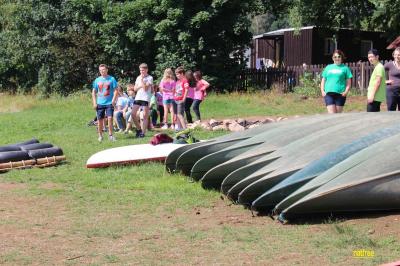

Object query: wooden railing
[231,61,390,94]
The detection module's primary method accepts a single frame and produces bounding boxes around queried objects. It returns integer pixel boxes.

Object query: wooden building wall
[250,39,276,68]
[251,27,391,68]
[283,28,313,66]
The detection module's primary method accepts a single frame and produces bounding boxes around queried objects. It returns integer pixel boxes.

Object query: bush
[293,71,321,98]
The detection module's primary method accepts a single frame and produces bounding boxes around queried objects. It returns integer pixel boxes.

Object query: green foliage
[0,0,260,94]
[293,71,322,98]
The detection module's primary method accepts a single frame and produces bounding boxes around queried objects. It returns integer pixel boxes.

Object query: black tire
[0,138,40,152]
[20,143,53,151]
[0,145,21,152]
[14,138,40,146]
[0,151,31,163]
[28,147,63,159]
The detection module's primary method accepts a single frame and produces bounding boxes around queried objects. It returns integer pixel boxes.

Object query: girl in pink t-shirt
[174,66,189,130]
[159,68,176,129]
[184,70,196,124]
[193,70,210,121]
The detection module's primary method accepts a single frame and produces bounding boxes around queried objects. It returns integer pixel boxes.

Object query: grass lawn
[0,91,399,265]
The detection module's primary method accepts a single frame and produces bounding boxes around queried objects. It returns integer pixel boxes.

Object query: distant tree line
[1,1,398,95]
[0,0,261,95]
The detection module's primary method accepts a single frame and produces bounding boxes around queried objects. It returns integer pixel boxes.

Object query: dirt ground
[1,181,399,265]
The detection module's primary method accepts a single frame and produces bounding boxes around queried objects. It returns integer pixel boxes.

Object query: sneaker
[124,129,129,135]
[135,129,142,138]
[117,129,124,133]
[98,136,103,142]
[138,132,145,138]
[109,135,116,141]
[161,124,168,129]
[170,124,175,130]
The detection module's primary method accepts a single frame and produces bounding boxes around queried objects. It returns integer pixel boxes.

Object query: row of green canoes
[166,112,400,222]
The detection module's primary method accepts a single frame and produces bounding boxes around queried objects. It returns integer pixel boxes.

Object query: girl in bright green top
[320,50,353,113]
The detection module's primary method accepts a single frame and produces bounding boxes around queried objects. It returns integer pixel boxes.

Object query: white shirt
[134,75,153,102]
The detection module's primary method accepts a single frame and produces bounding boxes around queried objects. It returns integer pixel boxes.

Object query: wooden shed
[250,26,391,68]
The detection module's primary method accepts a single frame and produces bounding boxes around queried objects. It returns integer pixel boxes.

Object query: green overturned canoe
[192,113,360,182]
[262,124,400,214]
[202,113,363,190]
[279,135,400,221]
[233,114,400,205]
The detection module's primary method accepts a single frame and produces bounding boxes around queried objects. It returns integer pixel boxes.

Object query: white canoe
[86,143,186,168]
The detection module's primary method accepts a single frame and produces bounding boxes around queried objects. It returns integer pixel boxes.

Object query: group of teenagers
[92,63,209,142]
[320,48,400,113]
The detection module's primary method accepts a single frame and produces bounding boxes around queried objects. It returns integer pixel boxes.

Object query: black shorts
[134,100,149,107]
[367,101,381,112]
[324,92,346,106]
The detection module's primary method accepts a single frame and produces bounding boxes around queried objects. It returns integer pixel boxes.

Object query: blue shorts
[163,99,174,105]
[134,100,149,107]
[324,92,346,106]
[96,104,114,119]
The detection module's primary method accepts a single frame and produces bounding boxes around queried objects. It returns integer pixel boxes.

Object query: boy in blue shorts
[92,64,118,142]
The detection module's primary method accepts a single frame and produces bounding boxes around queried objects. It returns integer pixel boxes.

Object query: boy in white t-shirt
[131,63,153,138]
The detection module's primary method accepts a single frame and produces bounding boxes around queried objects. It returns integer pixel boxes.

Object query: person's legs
[141,106,150,136]
[326,105,337,113]
[176,102,186,130]
[395,96,400,111]
[324,93,337,113]
[163,104,169,124]
[192,99,202,121]
[386,94,396,111]
[125,110,132,125]
[172,101,177,128]
[184,98,194,123]
[150,108,158,126]
[131,105,141,131]
[96,105,106,141]
[334,94,346,113]
[115,111,125,130]
[335,106,344,113]
[158,105,164,125]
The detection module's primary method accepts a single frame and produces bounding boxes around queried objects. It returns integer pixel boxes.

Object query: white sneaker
[117,129,124,133]
[170,124,175,130]
[98,136,103,142]
[109,135,116,141]
[161,124,168,129]
[174,124,179,130]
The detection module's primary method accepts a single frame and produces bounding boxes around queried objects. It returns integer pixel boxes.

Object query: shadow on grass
[252,209,400,225]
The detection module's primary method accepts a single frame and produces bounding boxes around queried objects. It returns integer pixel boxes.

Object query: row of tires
[0,139,64,164]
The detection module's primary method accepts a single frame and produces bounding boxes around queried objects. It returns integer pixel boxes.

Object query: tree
[0,0,261,93]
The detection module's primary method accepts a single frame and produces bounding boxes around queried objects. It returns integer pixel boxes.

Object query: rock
[200,122,212,130]
[247,123,261,129]
[262,118,275,123]
[187,123,198,129]
[222,119,234,126]
[276,117,288,122]
[237,118,247,126]
[228,122,245,132]
[212,125,227,131]
[209,119,220,127]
